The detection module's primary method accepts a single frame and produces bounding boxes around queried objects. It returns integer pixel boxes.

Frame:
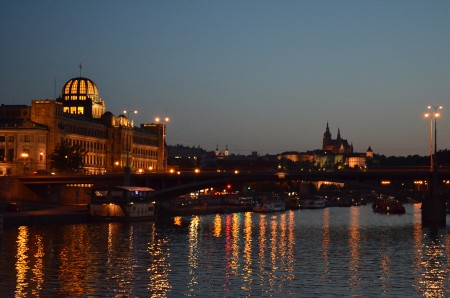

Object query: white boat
[90,186,156,220]
[253,195,286,212]
[299,196,326,209]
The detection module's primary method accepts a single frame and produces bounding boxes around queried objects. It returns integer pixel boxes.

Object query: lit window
[88,83,94,95]
[79,81,86,94]
[71,82,78,94]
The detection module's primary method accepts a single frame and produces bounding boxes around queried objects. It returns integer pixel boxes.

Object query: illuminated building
[0,76,164,175]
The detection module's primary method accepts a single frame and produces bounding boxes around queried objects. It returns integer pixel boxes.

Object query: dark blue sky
[2,1,450,156]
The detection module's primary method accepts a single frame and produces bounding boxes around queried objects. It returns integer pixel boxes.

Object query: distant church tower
[323,122,332,149]
[322,123,353,154]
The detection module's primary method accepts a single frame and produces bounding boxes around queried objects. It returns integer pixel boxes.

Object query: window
[7,149,14,161]
[79,81,86,94]
[24,135,30,142]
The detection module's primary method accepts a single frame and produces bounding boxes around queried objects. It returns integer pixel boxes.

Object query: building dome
[62,77,100,102]
[60,77,105,118]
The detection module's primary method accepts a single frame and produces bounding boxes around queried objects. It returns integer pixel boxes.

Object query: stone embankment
[1,205,89,227]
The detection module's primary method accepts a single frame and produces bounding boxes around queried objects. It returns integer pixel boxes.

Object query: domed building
[59,77,106,118]
[0,74,166,182]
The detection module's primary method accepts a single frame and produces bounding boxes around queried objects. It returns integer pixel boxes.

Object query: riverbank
[1,205,89,227]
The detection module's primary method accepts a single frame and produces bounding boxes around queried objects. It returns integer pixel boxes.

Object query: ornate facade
[0,76,165,176]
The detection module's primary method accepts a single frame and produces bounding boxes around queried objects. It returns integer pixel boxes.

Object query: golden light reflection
[188,216,200,292]
[270,215,277,264]
[15,226,29,296]
[278,213,287,265]
[58,225,91,296]
[258,214,267,269]
[348,207,361,290]
[174,216,182,226]
[380,254,390,294]
[224,214,232,291]
[31,234,44,296]
[285,211,295,280]
[148,222,172,296]
[213,214,222,238]
[231,213,240,273]
[240,212,253,292]
[414,231,448,296]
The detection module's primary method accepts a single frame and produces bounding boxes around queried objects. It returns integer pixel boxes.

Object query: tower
[323,122,332,149]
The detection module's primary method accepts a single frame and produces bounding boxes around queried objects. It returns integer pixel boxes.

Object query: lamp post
[155,116,169,172]
[20,152,29,175]
[424,105,442,171]
[122,109,138,185]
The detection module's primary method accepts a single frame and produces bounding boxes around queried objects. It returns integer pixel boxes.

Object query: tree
[50,140,86,173]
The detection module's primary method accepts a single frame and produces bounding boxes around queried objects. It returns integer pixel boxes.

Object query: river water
[1,204,449,297]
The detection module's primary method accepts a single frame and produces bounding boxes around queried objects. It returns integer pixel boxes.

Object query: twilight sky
[1,1,450,156]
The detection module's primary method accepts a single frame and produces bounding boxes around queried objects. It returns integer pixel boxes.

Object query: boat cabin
[90,186,156,219]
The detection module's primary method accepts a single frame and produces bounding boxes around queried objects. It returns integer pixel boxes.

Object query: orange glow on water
[15,226,29,296]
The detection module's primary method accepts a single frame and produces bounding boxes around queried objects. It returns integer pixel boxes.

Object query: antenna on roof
[79,63,83,77]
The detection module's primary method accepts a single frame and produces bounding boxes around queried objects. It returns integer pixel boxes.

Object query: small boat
[90,186,156,220]
[299,196,326,209]
[372,195,405,214]
[286,195,301,210]
[253,194,285,212]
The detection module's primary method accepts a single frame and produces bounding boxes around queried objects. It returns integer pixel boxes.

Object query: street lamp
[122,109,139,168]
[424,105,443,171]
[155,116,170,172]
[122,109,138,185]
[123,109,138,127]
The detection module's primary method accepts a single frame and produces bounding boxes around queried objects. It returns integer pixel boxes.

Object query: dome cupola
[60,77,105,118]
[62,77,99,102]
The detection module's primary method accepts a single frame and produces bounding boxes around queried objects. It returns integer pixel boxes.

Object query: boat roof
[93,186,155,192]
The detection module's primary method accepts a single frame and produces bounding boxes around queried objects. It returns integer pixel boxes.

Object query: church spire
[337,128,341,140]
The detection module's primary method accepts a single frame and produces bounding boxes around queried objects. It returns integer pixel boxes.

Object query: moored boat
[372,195,405,214]
[90,186,156,220]
[299,196,326,209]
[253,194,286,212]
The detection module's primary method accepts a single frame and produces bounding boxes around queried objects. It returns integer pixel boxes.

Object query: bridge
[6,167,450,224]
[16,167,450,191]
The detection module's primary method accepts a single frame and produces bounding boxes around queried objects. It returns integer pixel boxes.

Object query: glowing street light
[424,105,443,171]
[155,115,170,172]
[122,109,138,185]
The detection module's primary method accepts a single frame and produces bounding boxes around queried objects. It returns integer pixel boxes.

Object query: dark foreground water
[1,204,449,297]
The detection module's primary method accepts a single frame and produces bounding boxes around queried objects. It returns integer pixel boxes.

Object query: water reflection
[349,207,361,292]
[188,216,200,295]
[15,226,29,296]
[322,208,330,282]
[416,229,448,297]
[213,214,221,238]
[242,212,252,292]
[31,234,44,296]
[3,206,450,296]
[148,221,171,297]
